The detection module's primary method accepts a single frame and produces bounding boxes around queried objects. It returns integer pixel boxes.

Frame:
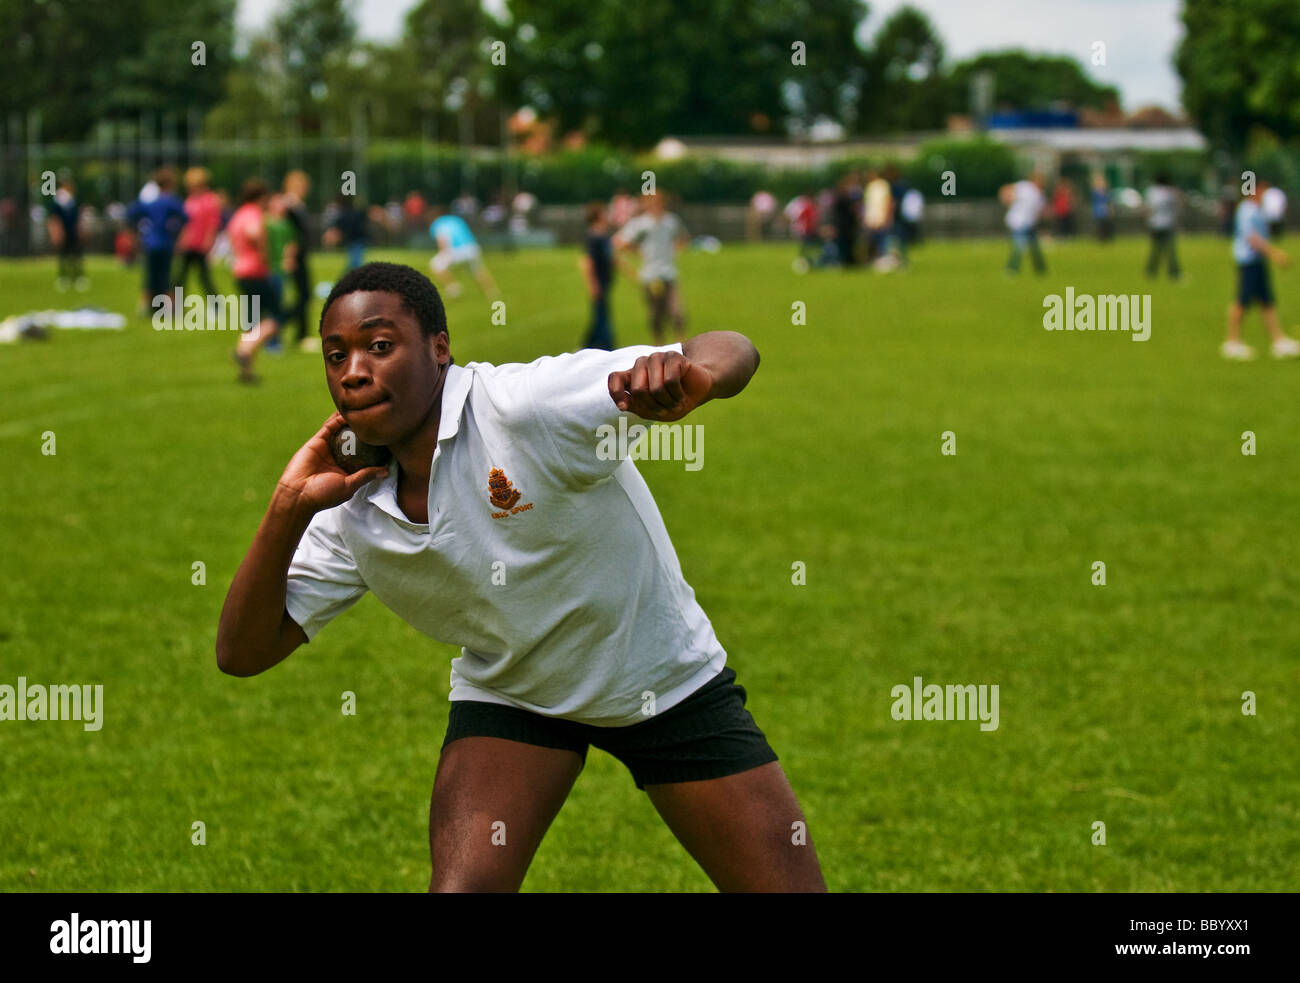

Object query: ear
[428,330,451,366]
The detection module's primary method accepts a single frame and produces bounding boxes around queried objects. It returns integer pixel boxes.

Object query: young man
[217,262,826,893]
[614,191,689,344]
[429,206,499,300]
[1221,180,1298,360]
[1000,173,1047,275]
[1144,172,1181,281]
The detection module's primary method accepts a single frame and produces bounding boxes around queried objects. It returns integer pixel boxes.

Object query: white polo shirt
[284,343,727,726]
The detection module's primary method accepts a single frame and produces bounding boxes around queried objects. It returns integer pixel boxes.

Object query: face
[320,290,450,447]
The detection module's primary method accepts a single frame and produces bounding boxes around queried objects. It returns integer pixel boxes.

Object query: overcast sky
[237,0,1184,111]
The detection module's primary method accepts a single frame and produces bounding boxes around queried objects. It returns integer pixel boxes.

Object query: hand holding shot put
[277,412,391,513]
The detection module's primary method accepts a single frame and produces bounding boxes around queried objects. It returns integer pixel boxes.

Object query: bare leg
[1225,303,1244,343]
[428,737,583,892]
[234,319,278,381]
[645,761,827,892]
[1262,305,1285,342]
[237,318,278,358]
[667,281,687,342]
[473,263,500,300]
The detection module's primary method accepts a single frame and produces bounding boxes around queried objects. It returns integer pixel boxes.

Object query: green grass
[2,236,1297,891]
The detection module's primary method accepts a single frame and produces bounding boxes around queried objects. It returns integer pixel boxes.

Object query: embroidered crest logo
[488,467,522,510]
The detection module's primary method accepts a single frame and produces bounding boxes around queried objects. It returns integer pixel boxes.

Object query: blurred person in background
[1052,178,1076,238]
[747,189,778,241]
[884,165,910,269]
[615,190,689,344]
[48,177,87,292]
[831,174,859,268]
[281,171,316,352]
[229,179,283,382]
[609,187,637,230]
[403,190,428,235]
[1001,172,1047,275]
[785,190,821,273]
[429,205,499,300]
[260,193,297,355]
[452,190,480,220]
[899,185,924,250]
[863,169,893,264]
[1144,172,1181,281]
[1090,174,1114,242]
[323,195,369,271]
[579,201,635,350]
[175,167,222,298]
[510,190,538,236]
[1221,179,1297,361]
[127,166,187,316]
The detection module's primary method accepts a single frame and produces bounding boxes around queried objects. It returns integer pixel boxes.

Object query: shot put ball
[329,425,392,473]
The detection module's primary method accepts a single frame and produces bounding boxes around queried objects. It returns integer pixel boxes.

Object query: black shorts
[442,666,778,791]
[1237,261,1274,307]
[235,275,283,325]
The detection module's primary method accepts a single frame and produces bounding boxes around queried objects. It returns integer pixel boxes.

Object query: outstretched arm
[1248,232,1289,267]
[607,330,759,422]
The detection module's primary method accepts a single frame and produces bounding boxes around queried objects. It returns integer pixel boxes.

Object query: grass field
[2,235,1297,892]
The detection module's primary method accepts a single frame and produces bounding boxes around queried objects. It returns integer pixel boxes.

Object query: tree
[270,0,359,134]
[945,50,1119,117]
[400,0,509,145]
[500,0,869,148]
[857,5,948,133]
[0,0,235,142]
[1175,0,1300,152]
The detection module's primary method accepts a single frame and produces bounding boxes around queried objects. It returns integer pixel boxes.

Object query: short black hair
[320,262,449,343]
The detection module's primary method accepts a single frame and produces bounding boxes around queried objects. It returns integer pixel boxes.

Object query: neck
[390,365,449,491]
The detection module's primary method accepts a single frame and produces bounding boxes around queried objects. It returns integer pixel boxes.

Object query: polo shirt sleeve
[525,342,684,486]
[284,505,368,642]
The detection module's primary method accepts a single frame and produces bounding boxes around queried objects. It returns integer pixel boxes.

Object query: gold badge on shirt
[488,467,533,518]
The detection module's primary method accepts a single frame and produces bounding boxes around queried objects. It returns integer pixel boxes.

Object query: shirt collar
[364,363,472,524]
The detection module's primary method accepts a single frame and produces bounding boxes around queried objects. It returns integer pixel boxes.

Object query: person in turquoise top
[429,206,499,300]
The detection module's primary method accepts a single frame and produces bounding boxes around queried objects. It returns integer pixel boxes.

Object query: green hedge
[49,136,1300,209]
